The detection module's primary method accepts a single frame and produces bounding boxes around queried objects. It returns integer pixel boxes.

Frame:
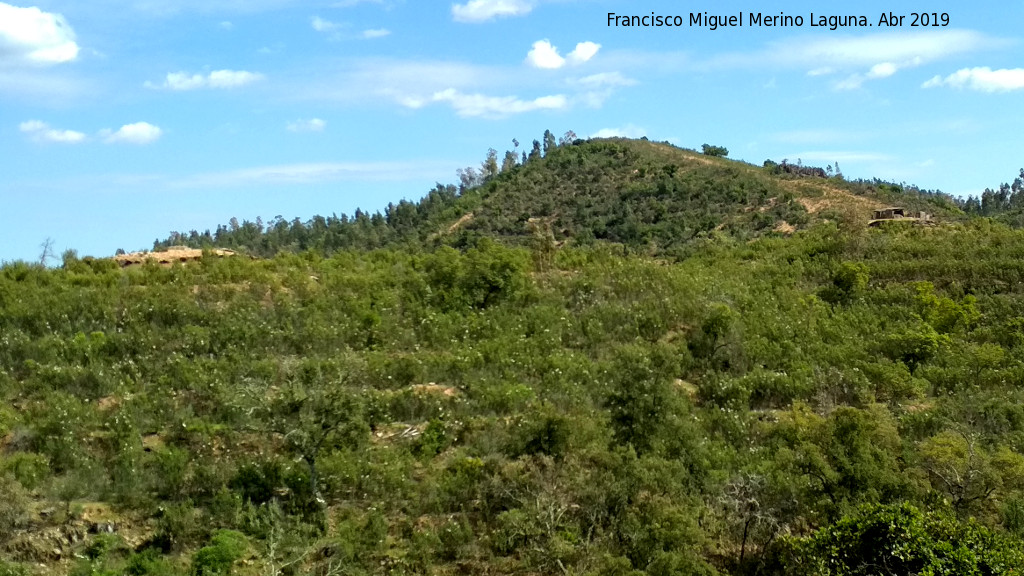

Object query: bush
[0,561,31,576]
[125,549,177,576]
[507,410,571,460]
[2,452,49,491]
[229,461,285,506]
[149,502,203,553]
[0,475,30,540]
[84,534,128,561]
[189,530,248,576]
[773,503,1024,575]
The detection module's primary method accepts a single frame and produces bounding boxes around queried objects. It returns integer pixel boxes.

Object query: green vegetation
[4,136,1024,574]
[701,144,729,158]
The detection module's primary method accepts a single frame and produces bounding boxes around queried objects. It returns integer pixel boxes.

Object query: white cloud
[867,62,898,78]
[428,88,566,118]
[160,72,205,90]
[526,40,564,69]
[834,61,900,90]
[19,120,86,143]
[305,58,489,107]
[287,56,623,115]
[452,0,533,23]
[361,28,390,39]
[219,21,234,30]
[208,69,262,88]
[923,67,1024,92]
[705,30,1003,89]
[287,118,326,132]
[0,3,79,65]
[175,160,452,188]
[833,74,867,91]
[398,95,427,109]
[575,71,636,88]
[332,0,385,6]
[570,72,635,109]
[526,39,601,69]
[592,124,646,139]
[767,30,994,69]
[101,122,162,144]
[311,16,341,32]
[148,69,264,90]
[567,41,600,64]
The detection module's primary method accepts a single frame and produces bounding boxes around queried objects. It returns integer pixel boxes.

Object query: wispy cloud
[312,16,342,32]
[452,0,533,23]
[285,56,629,117]
[19,120,86,143]
[526,40,600,69]
[0,3,80,66]
[571,72,635,108]
[923,67,1024,92]
[592,124,646,139]
[20,120,163,144]
[85,0,319,18]
[174,160,453,188]
[101,122,163,144]
[332,0,385,6]
[147,69,264,90]
[704,29,1004,89]
[286,118,326,132]
[573,71,636,89]
[312,17,387,40]
[427,88,567,118]
[295,58,495,106]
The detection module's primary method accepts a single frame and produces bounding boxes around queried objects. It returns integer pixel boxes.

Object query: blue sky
[2,0,1023,262]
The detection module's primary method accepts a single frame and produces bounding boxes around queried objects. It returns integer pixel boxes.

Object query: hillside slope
[155,138,964,258]
[5,138,1023,576]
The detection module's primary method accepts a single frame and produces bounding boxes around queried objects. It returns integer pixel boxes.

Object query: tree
[38,237,56,267]
[688,303,736,365]
[529,139,542,161]
[604,345,679,454]
[719,473,784,566]
[482,148,499,180]
[260,378,369,506]
[542,129,556,156]
[502,150,519,172]
[701,144,728,157]
[918,430,1024,514]
[457,166,481,192]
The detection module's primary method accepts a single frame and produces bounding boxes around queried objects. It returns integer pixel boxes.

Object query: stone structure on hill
[114,246,236,267]
[869,207,933,227]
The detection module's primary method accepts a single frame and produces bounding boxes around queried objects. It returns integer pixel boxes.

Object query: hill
[3,138,1024,576]
[154,137,965,259]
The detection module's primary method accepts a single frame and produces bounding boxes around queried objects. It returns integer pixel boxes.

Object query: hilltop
[154,137,965,259]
